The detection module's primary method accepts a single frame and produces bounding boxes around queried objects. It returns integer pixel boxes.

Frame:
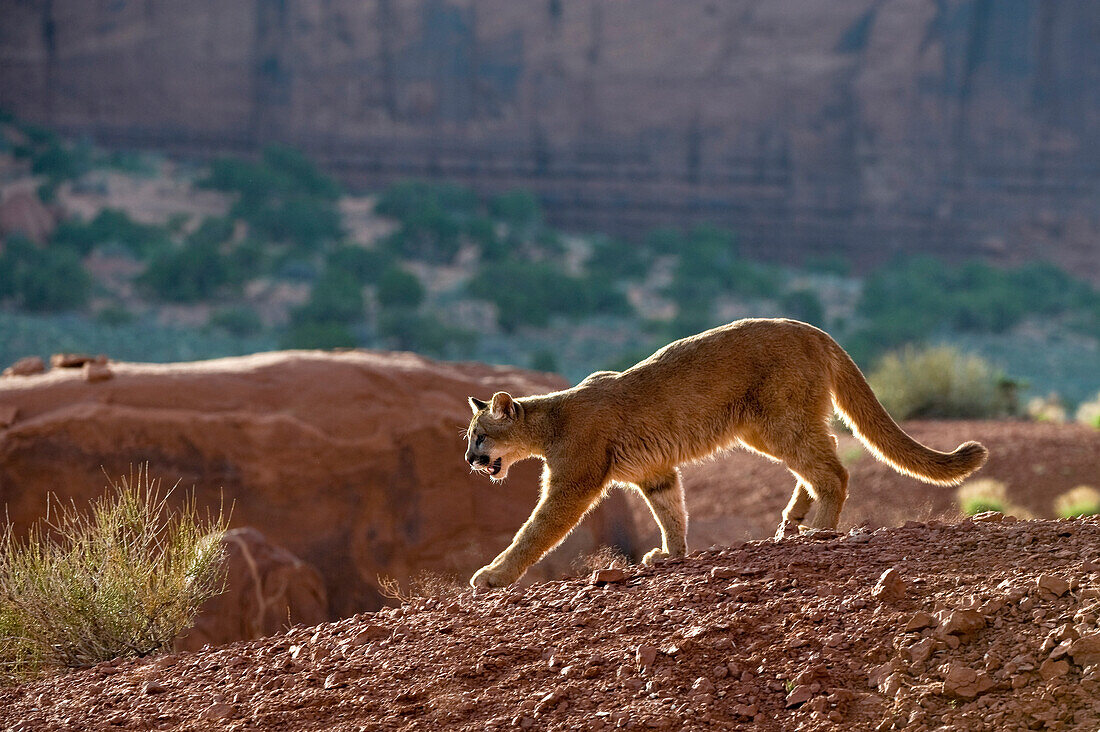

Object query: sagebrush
[868,345,1013,420]
[1054,485,1100,518]
[1076,393,1100,429]
[956,478,1032,519]
[0,467,227,681]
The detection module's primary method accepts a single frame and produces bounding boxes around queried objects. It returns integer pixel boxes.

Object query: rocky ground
[665,419,1100,553]
[3,514,1099,731]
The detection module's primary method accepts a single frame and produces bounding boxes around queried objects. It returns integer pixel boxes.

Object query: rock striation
[2,1,1099,276]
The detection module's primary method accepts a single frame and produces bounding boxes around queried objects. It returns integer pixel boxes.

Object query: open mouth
[472,456,503,476]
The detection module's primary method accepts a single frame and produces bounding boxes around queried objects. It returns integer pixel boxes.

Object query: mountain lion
[464,318,988,588]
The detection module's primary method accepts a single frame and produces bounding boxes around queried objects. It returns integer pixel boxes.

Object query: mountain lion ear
[468,396,488,414]
[490,391,518,420]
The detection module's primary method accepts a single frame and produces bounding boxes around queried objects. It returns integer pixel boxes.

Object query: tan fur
[464,318,988,588]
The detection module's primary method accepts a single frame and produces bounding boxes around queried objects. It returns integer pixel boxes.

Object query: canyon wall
[1,0,1098,275]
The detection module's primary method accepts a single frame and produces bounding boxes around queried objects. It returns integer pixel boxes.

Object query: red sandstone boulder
[0,350,638,619]
[175,527,328,652]
[2,356,46,377]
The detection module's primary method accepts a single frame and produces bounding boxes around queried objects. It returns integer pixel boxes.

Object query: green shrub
[295,269,364,325]
[530,349,559,373]
[377,310,475,357]
[0,235,91,312]
[94,304,135,327]
[853,257,1100,362]
[209,307,263,337]
[139,219,241,302]
[664,226,780,313]
[327,246,393,284]
[489,190,541,230]
[467,261,629,332]
[52,209,170,258]
[248,194,342,250]
[0,467,227,680]
[780,289,825,326]
[956,479,1007,515]
[376,267,425,309]
[375,180,478,221]
[867,345,1011,420]
[588,237,650,280]
[1053,485,1100,518]
[1076,392,1100,429]
[199,147,342,250]
[30,140,92,182]
[955,478,1031,518]
[281,321,357,350]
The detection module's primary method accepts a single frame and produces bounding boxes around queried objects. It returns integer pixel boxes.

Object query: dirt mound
[3,515,1097,731]
[658,420,1100,553]
[0,350,638,621]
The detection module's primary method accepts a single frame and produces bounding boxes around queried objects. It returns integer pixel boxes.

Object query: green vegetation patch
[0,468,227,681]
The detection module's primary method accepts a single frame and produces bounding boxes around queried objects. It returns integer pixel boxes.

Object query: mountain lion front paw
[469,564,515,588]
[642,548,670,565]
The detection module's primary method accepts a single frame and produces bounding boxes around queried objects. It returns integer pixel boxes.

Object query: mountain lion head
[465,391,527,481]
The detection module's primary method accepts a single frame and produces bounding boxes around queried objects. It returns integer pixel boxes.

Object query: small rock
[872,568,907,602]
[350,624,390,645]
[786,684,813,707]
[881,673,904,698]
[83,361,113,383]
[970,511,1003,522]
[200,703,234,721]
[710,567,736,580]
[1037,574,1070,599]
[1082,559,1100,573]
[907,637,935,664]
[904,611,936,632]
[592,568,626,585]
[938,609,986,636]
[1069,633,1100,667]
[691,677,715,695]
[142,680,166,694]
[733,703,758,718]
[2,356,45,377]
[51,353,103,368]
[1039,658,1070,680]
[868,662,896,688]
[636,644,658,668]
[324,670,351,689]
[941,663,994,699]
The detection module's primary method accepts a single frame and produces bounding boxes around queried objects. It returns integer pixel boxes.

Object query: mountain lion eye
[475,434,485,447]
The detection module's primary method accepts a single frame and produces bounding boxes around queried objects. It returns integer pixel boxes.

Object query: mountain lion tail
[826,341,988,486]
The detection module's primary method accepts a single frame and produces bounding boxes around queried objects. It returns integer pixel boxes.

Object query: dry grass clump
[0,467,227,682]
[868,345,1011,420]
[1053,485,1100,518]
[1076,393,1100,429]
[956,478,1032,519]
[378,570,466,604]
[572,545,631,576]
